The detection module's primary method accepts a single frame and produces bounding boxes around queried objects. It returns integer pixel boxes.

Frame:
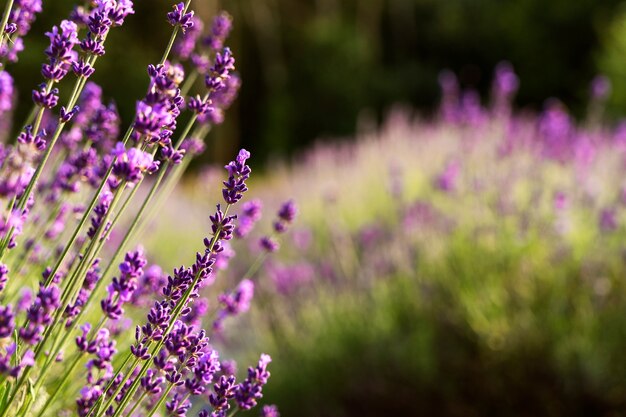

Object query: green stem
[0,0,15,52]
[122,390,148,417]
[142,384,174,417]
[44,124,134,287]
[34,351,83,417]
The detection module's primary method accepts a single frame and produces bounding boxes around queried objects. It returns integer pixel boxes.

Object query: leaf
[0,381,10,411]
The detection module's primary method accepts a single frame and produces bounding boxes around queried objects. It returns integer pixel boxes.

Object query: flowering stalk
[0,0,15,51]
[36,1,192,286]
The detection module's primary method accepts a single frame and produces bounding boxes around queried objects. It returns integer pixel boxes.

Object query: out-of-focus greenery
[148,96,626,415]
[8,0,626,163]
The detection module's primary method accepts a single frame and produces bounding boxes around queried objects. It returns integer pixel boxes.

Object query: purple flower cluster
[19,284,60,345]
[167,2,194,34]
[101,248,146,320]
[234,354,272,410]
[0,4,280,417]
[109,142,159,188]
[0,0,43,63]
[235,199,262,238]
[133,62,185,147]
[65,259,101,326]
[41,20,79,83]
[222,149,251,204]
[213,279,254,332]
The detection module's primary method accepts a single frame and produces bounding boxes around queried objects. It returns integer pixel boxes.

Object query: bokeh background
[10,0,626,162]
[12,1,626,417]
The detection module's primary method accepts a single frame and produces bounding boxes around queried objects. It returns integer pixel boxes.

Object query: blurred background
[10,0,626,162]
[13,1,626,416]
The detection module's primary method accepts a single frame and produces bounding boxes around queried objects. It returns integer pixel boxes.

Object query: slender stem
[142,384,174,417]
[45,124,134,287]
[32,185,126,363]
[0,0,15,51]
[34,351,83,417]
[122,390,148,417]
[179,70,198,96]
[103,207,230,417]
[157,0,192,66]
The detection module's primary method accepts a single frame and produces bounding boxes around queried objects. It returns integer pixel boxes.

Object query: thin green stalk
[37,185,125,346]
[157,0,192,66]
[141,384,174,417]
[100,209,230,417]
[122,390,148,417]
[179,69,198,96]
[0,62,92,260]
[43,127,132,287]
[34,350,83,417]
[0,0,15,51]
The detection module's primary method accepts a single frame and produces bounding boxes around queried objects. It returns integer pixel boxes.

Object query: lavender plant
[0,1,282,416]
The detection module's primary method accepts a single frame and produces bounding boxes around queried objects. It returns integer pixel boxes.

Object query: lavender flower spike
[222,149,251,204]
[167,2,194,34]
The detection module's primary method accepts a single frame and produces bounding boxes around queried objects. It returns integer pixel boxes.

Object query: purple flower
[140,369,164,395]
[260,405,280,417]
[591,75,611,101]
[174,15,203,60]
[0,1,42,62]
[0,71,14,114]
[213,279,254,332]
[65,259,101,324]
[235,354,272,410]
[272,200,297,234]
[209,374,237,416]
[206,204,237,253]
[87,191,113,240]
[205,47,235,93]
[599,208,618,232]
[259,236,279,253]
[0,264,8,293]
[434,160,460,192]
[101,248,146,320]
[204,12,233,51]
[213,279,254,329]
[110,142,159,187]
[133,101,175,142]
[222,149,251,204]
[32,84,59,108]
[19,284,61,345]
[235,199,262,238]
[0,304,15,338]
[41,20,79,81]
[167,2,194,34]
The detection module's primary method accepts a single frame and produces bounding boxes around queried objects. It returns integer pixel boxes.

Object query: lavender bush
[149,63,626,416]
[0,1,284,416]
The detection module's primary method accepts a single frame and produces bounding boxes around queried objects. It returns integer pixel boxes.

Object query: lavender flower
[260,405,280,417]
[235,199,262,238]
[235,354,272,410]
[0,304,15,338]
[109,142,159,188]
[101,248,146,320]
[0,264,8,293]
[0,71,14,114]
[167,3,194,34]
[271,200,298,234]
[213,279,254,331]
[204,12,233,51]
[222,149,251,204]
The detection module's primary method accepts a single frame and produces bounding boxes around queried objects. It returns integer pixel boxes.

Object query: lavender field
[0,1,624,417]
[149,66,626,416]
